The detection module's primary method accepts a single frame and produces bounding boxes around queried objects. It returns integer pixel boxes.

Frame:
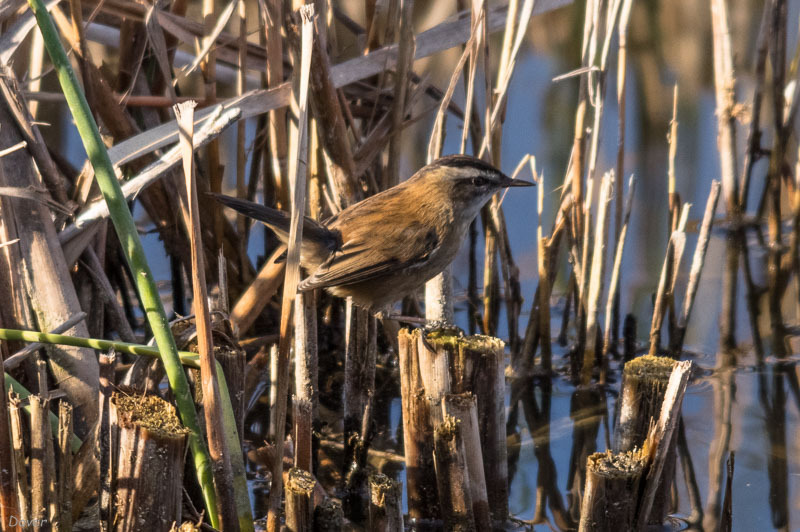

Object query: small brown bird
[214,154,533,313]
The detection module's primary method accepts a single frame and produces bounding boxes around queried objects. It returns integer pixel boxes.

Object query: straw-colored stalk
[267,7,314,532]
[710,0,740,213]
[236,0,248,240]
[611,0,634,343]
[175,101,239,531]
[602,174,636,358]
[258,0,289,209]
[24,0,220,523]
[231,246,286,333]
[56,401,73,530]
[201,0,224,248]
[582,172,613,384]
[667,85,680,233]
[0,374,20,530]
[8,394,27,530]
[671,181,721,353]
[537,174,552,370]
[647,205,690,357]
[99,351,115,531]
[386,0,415,188]
[29,395,51,531]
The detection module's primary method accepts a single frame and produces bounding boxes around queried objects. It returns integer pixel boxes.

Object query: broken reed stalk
[111,393,189,532]
[397,329,439,523]
[285,468,315,532]
[636,359,693,528]
[342,302,376,523]
[56,401,73,530]
[267,8,314,532]
[434,416,476,532]
[368,473,404,532]
[582,172,614,384]
[578,450,646,532]
[99,351,115,531]
[29,395,49,531]
[667,85,680,233]
[614,355,677,524]
[0,369,20,528]
[537,173,552,371]
[24,0,219,522]
[176,101,240,532]
[647,206,690,357]
[8,394,28,529]
[671,181,721,353]
[232,246,285,336]
[442,394,491,531]
[603,175,636,358]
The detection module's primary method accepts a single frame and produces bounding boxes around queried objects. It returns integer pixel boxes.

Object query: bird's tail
[211,193,338,267]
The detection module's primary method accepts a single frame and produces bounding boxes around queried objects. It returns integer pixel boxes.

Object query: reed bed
[0,0,797,530]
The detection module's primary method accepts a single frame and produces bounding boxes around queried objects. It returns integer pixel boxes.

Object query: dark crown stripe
[430,154,504,176]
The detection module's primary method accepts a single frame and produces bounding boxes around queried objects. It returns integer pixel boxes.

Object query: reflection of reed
[703,348,736,531]
[759,365,789,530]
[677,417,703,527]
[566,388,605,522]
[515,377,572,530]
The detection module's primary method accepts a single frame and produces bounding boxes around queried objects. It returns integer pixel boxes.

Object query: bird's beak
[502,178,535,187]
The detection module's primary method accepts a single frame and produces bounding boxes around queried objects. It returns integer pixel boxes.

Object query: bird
[214,154,533,315]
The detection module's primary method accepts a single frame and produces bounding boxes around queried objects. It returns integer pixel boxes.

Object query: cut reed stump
[342,303,376,524]
[578,450,646,531]
[433,416,476,532]
[369,472,404,532]
[313,498,343,531]
[286,468,315,532]
[399,327,509,526]
[447,333,508,522]
[397,329,439,524]
[614,355,677,523]
[442,394,490,531]
[111,392,189,532]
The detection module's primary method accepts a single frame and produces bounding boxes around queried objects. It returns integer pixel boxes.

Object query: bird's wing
[298,225,439,291]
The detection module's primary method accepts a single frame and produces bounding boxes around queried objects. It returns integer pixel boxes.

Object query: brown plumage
[214,154,533,313]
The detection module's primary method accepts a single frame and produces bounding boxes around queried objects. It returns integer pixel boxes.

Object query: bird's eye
[471,176,490,187]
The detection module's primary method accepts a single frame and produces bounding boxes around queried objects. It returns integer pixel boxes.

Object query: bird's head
[414,154,534,219]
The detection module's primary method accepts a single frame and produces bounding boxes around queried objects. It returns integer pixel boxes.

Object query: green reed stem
[24,1,219,525]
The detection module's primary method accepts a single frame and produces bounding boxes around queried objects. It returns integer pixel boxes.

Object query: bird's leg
[382,314,428,325]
